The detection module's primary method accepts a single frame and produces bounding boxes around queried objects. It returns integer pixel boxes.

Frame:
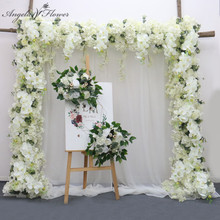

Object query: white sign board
[65,82,113,151]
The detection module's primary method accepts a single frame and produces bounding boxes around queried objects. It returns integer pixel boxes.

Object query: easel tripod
[64,55,120,204]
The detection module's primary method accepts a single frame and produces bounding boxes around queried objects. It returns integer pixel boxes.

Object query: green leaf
[120,141,125,146]
[112,121,120,127]
[116,155,120,161]
[63,69,69,75]
[121,154,127,160]
[10,165,14,173]
[57,94,64,100]
[121,130,129,136]
[129,136,136,143]
[112,142,118,148]
[24,116,32,125]
[70,66,76,73]
[122,149,127,155]
[116,156,122,163]
[75,65,78,71]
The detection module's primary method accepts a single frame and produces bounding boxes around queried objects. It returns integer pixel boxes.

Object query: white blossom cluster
[162,17,215,201]
[3,17,52,198]
[4,15,215,201]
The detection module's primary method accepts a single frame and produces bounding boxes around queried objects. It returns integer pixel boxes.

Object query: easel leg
[64,152,72,204]
[83,155,88,189]
[89,155,93,167]
[110,159,120,200]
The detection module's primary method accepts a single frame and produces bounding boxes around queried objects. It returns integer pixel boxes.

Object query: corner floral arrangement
[52,65,103,107]
[85,116,136,166]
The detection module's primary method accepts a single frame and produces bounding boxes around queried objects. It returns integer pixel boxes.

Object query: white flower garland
[3,15,215,201]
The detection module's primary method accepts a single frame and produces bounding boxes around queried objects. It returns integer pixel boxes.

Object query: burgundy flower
[76,115,82,123]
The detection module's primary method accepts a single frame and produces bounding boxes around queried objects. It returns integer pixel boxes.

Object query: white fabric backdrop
[1,0,220,183]
[42,48,173,198]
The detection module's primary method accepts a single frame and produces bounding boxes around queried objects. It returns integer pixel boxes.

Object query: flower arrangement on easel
[86,116,136,166]
[52,65,103,108]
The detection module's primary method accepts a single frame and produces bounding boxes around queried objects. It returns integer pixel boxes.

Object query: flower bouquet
[52,66,102,107]
[86,116,136,166]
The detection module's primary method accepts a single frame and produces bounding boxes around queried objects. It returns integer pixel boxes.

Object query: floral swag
[3,15,216,201]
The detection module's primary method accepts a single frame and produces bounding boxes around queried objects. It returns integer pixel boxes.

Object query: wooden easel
[64,55,120,204]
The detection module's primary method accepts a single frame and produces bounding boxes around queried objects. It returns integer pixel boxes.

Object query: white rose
[60,76,69,85]
[72,79,80,88]
[105,138,112,145]
[96,136,106,145]
[84,91,90,99]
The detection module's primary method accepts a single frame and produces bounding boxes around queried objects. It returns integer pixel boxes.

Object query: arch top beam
[0,0,216,38]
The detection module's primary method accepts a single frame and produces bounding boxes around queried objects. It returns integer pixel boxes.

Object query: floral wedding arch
[3,15,215,201]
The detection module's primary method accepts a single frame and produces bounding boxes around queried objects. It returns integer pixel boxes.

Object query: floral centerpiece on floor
[52,66,103,107]
[86,116,136,166]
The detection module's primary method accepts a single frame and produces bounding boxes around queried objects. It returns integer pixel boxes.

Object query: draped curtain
[42,49,173,198]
